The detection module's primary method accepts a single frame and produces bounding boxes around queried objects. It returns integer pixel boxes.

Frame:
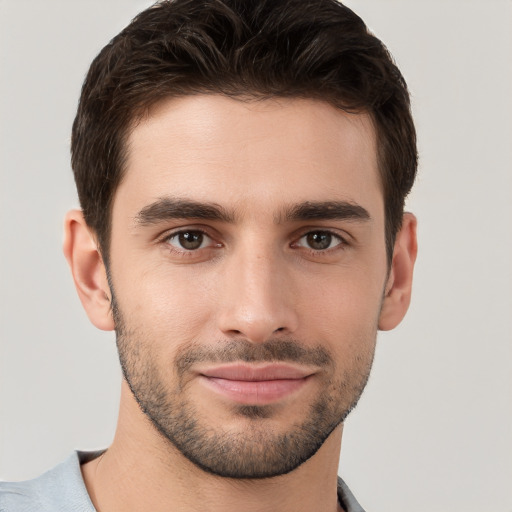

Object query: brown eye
[167,231,208,250]
[297,231,342,251]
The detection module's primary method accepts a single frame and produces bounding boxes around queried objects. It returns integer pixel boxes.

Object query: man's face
[108,95,389,478]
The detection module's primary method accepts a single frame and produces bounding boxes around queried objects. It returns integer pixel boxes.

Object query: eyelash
[292,230,347,253]
[163,229,220,255]
[160,228,349,257]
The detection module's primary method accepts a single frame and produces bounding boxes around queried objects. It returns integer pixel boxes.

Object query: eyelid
[291,228,350,253]
[293,227,349,242]
[166,231,212,250]
[157,224,215,240]
[160,226,222,251]
[157,225,351,256]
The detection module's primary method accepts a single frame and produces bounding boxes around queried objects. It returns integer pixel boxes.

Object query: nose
[217,243,299,343]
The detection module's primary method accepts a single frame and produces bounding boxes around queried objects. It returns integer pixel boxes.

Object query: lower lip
[200,376,309,405]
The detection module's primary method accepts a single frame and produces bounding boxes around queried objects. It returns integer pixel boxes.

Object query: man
[0,0,417,510]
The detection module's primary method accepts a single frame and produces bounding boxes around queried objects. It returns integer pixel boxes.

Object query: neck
[82,381,344,512]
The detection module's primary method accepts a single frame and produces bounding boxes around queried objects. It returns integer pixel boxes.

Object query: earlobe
[63,210,115,331]
[378,213,418,331]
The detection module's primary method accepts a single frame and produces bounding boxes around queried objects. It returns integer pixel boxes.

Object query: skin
[63,95,417,512]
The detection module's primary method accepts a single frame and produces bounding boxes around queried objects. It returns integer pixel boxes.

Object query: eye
[166,230,212,251]
[296,231,344,251]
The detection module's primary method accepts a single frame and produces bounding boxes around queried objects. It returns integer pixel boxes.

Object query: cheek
[114,261,220,339]
[299,266,384,348]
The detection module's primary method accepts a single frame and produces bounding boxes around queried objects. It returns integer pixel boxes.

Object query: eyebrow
[134,197,371,226]
[279,200,371,223]
[135,197,235,225]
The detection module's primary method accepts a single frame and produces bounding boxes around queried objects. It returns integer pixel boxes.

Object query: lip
[198,363,314,405]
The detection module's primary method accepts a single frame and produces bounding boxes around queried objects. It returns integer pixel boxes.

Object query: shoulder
[337,476,366,512]
[0,452,97,512]
[0,477,46,512]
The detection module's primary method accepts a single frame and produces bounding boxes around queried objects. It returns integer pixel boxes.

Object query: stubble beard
[112,298,376,479]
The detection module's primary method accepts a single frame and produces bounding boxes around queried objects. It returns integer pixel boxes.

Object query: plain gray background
[1,1,511,511]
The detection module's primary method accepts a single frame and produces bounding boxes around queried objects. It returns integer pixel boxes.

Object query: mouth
[198,363,315,405]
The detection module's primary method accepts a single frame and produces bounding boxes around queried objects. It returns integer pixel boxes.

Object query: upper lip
[199,363,315,381]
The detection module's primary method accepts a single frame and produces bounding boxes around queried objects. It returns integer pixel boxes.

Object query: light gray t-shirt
[0,451,365,511]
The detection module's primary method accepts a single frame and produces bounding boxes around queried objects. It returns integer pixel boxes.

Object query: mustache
[174,338,333,376]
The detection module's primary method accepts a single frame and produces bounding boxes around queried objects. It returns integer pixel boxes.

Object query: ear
[378,213,418,331]
[63,210,115,331]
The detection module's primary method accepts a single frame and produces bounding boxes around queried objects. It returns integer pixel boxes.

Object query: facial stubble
[111,294,376,479]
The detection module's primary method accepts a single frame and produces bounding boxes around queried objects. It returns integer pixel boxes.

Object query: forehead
[117,95,381,218]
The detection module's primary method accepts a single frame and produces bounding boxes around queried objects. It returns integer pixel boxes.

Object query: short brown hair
[71,0,417,263]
